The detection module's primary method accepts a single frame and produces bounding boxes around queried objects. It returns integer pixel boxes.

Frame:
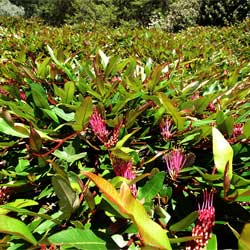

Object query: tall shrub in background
[9,0,37,17]
[65,0,117,27]
[35,0,74,25]
[161,0,201,32]
[0,0,24,16]
[199,0,250,26]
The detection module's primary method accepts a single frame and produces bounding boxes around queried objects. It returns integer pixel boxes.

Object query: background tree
[9,0,38,17]
[0,0,25,16]
[66,0,117,26]
[199,0,250,26]
[114,0,168,26]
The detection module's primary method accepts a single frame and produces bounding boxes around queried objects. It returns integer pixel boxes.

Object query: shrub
[161,0,201,32]
[199,0,250,26]
[0,0,24,16]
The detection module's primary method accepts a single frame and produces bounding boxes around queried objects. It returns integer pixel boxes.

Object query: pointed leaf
[169,211,198,232]
[98,49,109,69]
[83,172,172,250]
[137,172,166,202]
[0,215,37,245]
[0,118,29,138]
[63,81,75,104]
[29,124,42,152]
[52,175,80,219]
[48,228,106,250]
[73,96,93,131]
[30,82,50,109]
[0,199,38,215]
[239,223,250,250]
[158,92,185,130]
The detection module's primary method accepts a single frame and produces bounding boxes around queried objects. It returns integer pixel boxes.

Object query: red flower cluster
[89,109,122,148]
[160,117,175,141]
[111,156,137,197]
[186,190,215,250]
[164,149,187,181]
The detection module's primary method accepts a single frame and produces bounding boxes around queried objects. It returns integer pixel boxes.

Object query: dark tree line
[4,0,250,30]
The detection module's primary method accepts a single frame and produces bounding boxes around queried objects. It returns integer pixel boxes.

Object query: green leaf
[52,175,80,219]
[73,96,93,131]
[0,199,38,215]
[212,127,233,180]
[243,120,250,138]
[0,215,37,245]
[52,107,75,122]
[30,82,50,109]
[63,81,75,104]
[147,64,165,92]
[48,228,106,250]
[115,129,139,149]
[41,108,60,123]
[194,167,223,181]
[0,118,29,138]
[84,172,172,250]
[105,55,120,77]
[36,57,50,78]
[158,92,185,130]
[47,45,75,81]
[53,150,87,164]
[206,234,217,250]
[239,223,250,250]
[137,172,165,202]
[169,211,198,232]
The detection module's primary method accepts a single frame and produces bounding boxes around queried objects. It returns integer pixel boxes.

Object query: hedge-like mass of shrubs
[0,17,250,249]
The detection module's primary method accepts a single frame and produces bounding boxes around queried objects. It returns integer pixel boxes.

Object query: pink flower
[164,149,186,180]
[186,190,215,250]
[89,109,122,149]
[160,118,175,141]
[111,156,137,196]
[89,109,109,144]
[233,123,244,137]
[0,186,10,205]
[19,90,27,101]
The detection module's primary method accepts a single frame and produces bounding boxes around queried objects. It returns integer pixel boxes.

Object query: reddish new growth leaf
[164,149,186,181]
[186,190,215,250]
[89,109,122,148]
[111,155,137,197]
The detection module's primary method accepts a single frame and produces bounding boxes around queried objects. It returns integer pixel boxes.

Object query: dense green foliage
[0,17,250,249]
[5,0,250,29]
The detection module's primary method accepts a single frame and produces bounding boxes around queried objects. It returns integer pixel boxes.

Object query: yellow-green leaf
[83,172,172,250]
[0,215,37,245]
[212,127,233,180]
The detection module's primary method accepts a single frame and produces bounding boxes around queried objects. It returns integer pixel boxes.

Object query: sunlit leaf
[49,228,107,250]
[158,92,185,130]
[0,215,37,245]
[212,127,233,180]
[73,96,93,131]
[0,199,38,215]
[239,223,250,250]
[83,172,172,250]
[137,172,165,202]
